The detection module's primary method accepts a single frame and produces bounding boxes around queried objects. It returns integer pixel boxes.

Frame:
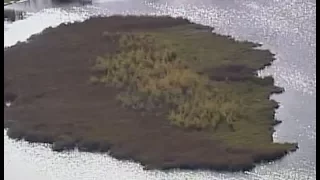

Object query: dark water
[4,0,316,179]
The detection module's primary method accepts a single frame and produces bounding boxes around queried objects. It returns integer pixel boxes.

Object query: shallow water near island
[4,0,316,180]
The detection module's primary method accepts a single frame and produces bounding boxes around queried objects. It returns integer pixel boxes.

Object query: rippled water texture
[4,0,316,179]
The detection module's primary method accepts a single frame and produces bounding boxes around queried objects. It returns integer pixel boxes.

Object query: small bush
[52,135,76,152]
[7,124,25,140]
[78,139,100,152]
[89,76,100,84]
[24,131,54,143]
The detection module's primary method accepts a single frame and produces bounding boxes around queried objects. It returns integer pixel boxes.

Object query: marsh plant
[93,33,250,132]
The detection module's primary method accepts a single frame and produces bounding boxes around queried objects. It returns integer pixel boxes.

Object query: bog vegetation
[4,16,297,171]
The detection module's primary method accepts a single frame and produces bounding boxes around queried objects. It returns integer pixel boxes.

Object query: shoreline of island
[4,15,298,172]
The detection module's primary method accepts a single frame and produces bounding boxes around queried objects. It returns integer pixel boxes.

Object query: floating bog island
[4,15,298,172]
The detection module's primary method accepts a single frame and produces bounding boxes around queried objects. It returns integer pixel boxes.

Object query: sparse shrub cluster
[93,33,245,130]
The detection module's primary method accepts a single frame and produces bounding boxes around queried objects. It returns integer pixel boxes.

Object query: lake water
[4,0,316,179]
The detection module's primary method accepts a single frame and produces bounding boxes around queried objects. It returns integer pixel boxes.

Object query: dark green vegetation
[4,16,297,172]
